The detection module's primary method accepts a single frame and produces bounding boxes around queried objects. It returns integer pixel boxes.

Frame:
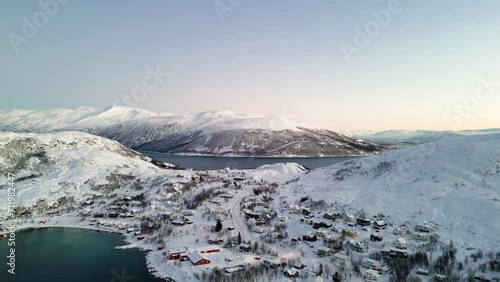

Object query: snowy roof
[196,246,220,252]
[333,253,349,260]
[362,257,380,264]
[168,247,187,254]
[285,268,299,275]
[187,252,207,263]
[365,269,380,275]
[396,237,407,244]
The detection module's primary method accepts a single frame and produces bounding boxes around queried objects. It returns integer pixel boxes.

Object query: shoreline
[140,150,367,159]
[0,218,172,280]
[0,219,119,236]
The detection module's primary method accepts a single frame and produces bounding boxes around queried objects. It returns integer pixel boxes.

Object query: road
[229,186,254,243]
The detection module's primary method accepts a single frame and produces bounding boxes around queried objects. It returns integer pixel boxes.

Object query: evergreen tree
[215,219,223,232]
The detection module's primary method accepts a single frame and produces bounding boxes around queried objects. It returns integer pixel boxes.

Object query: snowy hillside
[281,133,500,252]
[0,131,181,210]
[0,106,382,157]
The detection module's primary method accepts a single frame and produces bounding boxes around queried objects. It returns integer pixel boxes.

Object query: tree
[215,219,223,232]
[237,232,242,245]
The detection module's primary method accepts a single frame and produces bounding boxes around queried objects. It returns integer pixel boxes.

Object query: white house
[373,220,387,230]
[364,269,381,281]
[362,257,382,271]
[317,246,332,256]
[333,253,350,265]
[315,230,329,237]
[394,237,407,249]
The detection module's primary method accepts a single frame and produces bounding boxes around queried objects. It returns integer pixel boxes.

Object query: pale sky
[1,1,500,131]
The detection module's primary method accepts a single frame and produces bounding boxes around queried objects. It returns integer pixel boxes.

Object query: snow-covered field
[0,131,498,282]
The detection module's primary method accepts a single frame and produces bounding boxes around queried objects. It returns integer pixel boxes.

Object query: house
[182,210,196,216]
[325,234,341,242]
[362,257,382,271]
[344,213,356,223]
[389,248,408,258]
[278,216,288,222]
[394,237,407,249]
[323,213,337,220]
[303,234,317,242]
[342,229,358,238]
[244,211,262,220]
[300,218,314,225]
[393,227,408,236]
[315,230,329,237]
[293,262,306,269]
[416,269,429,276]
[284,268,300,278]
[83,200,94,206]
[413,232,431,241]
[187,252,210,266]
[317,246,332,256]
[302,208,312,216]
[357,218,371,226]
[347,240,369,254]
[130,200,141,206]
[364,269,381,281]
[333,253,350,265]
[239,243,252,252]
[415,224,433,233]
[435,274,447,281]
[167,247,188,260]
[313,222,332,229]
[253,226,265,234]
[370,233,383,241]
[195,246,221,254]
[373,220,387,230]
[172,219,185,226]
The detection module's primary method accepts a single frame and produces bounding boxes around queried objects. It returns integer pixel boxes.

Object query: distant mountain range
[0,106,382,157]
[353,128,500,145]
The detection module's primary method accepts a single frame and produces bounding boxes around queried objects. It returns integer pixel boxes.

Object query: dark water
[0,228,165,282]
[142,152,359,170]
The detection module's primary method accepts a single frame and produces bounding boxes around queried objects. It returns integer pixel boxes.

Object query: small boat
[137,236,146,240]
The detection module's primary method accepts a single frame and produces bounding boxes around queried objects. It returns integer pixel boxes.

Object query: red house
[187,252,210,266]
[197,246,221,254]
[167,247,188,260]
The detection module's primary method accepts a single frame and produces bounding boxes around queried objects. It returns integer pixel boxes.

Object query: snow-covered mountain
[355,129,500,145]
[281,133,500,251]
[0,131,183,210]
[0,106,382,157]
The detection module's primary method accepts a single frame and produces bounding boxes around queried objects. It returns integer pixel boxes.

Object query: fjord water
[0,228,164,282]
[142,152,359,170]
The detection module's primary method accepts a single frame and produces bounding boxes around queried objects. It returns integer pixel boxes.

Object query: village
[0,160,498,282]
[31,166,493,282]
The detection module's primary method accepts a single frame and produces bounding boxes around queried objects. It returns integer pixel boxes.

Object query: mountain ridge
[0,106,382,157]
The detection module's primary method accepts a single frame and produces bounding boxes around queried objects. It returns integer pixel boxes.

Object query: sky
[1,0,500,132]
